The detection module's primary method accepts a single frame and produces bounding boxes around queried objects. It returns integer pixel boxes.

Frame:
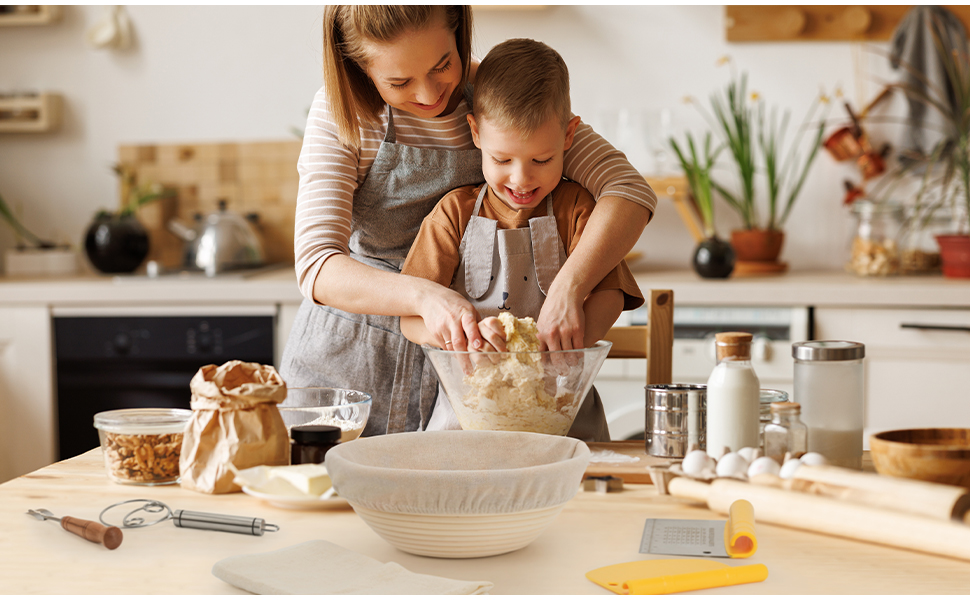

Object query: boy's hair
[322,5,473,149]
[473,38,571,134]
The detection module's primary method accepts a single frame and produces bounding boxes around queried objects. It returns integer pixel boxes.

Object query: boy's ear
[467,114,482,149]
[562,116,582,151]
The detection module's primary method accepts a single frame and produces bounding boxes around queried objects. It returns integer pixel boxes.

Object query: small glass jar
[759,389,789,450]
[93,408,192,485]
[899,205,954,274]
[792,341,866,470]
[290,424,341,465]
[763,402,808,464]
[846,200,903,276]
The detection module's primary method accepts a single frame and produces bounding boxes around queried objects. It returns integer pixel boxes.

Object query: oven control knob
[197,332,213,352]
[113,332,131,355]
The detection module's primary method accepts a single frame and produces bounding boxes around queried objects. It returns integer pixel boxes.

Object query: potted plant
[700,68,828,268]
[888,17,970,278]
[84,164,172,274]
[0,190,76,277]
[670,132,734,278]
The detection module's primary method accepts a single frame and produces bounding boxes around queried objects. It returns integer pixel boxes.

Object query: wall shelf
[0,93,62,133]
[725,5,970,42]
[0,6,62,27]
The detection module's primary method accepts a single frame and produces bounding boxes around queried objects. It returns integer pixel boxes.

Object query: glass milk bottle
[706,332,761,459]
[792,341,866,469]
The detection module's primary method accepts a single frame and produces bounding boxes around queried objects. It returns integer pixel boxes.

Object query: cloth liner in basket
[324,430,590,514]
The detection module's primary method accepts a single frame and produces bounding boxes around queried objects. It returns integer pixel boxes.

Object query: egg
[747,456,781,478]
[681,449,716,478]
[779,458,803,479]
[800,452,829,466]
[737,447,760,463]
[715,452,749,479]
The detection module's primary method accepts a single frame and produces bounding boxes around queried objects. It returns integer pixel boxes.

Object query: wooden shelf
[0,6,62,27]
[645,175,705,243]
[0,93,62,133]
[725,5,970,42]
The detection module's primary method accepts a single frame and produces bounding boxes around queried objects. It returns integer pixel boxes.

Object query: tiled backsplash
[118,140,302,268]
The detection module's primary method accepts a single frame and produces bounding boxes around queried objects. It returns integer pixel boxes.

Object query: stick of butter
[268,464,333,497]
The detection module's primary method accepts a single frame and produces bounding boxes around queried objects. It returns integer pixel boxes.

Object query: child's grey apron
[279,91,483,436]
[425,185,610,442]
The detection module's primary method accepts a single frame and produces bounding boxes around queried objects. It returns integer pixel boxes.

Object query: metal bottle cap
[792,340,865,361]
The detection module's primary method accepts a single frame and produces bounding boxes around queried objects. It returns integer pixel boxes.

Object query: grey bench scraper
[640,518,729,557]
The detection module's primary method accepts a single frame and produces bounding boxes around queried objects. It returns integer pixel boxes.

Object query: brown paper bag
[180,360,289,494]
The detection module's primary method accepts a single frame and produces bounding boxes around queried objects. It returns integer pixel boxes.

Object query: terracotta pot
[937,234,970,279]
[731,229,785,263]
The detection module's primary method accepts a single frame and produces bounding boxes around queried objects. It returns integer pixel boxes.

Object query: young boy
[400,38,644,442]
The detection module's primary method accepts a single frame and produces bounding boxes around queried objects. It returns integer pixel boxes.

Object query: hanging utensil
[27,508,123,550]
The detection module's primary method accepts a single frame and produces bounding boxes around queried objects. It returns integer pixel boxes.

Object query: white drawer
[815,307,970,354]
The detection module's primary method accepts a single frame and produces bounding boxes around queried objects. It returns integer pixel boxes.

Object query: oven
[52,306,276,460]
[596,305,812,441]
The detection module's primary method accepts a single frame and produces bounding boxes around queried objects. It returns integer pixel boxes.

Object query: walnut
[101,431,183,484]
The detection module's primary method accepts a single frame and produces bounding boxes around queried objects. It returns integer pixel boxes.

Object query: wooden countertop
[2,450,970,594]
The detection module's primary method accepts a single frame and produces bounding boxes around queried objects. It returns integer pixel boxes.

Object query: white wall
[0,6,896,273]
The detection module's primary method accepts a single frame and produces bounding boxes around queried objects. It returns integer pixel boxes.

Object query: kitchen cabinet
[0,306,56,481]
[815,307,970,441]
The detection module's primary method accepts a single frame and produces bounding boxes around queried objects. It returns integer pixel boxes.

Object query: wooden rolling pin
[668,476,970,563]
[787,464,970,523]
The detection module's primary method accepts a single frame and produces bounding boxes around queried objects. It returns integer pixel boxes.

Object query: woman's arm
[541,121,655,350]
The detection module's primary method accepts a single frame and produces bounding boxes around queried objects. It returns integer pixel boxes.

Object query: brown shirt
[402,181,644,311]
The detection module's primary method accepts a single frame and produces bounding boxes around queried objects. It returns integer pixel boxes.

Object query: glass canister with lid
[792,341,866,469]
[846,200,903,276]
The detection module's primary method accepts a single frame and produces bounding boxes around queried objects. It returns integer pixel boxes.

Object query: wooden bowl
[870,429,970,488]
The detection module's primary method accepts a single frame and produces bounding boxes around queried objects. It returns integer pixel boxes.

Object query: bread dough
[453,313,577,435]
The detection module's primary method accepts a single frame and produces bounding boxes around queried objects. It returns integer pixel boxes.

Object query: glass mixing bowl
[278,387,372,443]
[423,341,612,436]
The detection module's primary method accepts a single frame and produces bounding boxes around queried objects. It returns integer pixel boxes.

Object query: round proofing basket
[325,430,590,558]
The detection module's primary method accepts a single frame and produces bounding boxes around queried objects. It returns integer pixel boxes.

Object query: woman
[280,6,655,436]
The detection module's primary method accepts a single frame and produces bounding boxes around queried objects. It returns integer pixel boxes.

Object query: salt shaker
[763,402,808,465]
[792,341,865,469]
[706,332,761,459]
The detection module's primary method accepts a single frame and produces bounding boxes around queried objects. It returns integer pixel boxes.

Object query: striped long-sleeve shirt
[295,85,657,302]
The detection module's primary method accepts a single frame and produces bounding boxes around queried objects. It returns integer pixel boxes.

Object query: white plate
[241,480,349,510]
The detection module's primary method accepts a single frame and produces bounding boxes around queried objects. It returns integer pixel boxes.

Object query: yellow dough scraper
[586,558,768,595]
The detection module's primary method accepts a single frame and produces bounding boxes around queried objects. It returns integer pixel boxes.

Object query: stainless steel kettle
[167,200,266,275]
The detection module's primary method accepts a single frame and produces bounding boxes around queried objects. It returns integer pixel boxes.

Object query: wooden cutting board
[584,440,675,484]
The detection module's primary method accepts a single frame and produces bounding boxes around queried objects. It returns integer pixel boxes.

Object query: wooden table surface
[2,449,970,594]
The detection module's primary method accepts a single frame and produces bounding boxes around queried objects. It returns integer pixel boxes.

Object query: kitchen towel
[212,540,494,595]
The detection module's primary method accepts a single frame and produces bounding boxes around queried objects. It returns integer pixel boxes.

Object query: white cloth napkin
[212,540,493,595]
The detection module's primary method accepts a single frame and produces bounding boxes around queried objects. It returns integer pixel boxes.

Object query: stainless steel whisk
[99,498,280,536]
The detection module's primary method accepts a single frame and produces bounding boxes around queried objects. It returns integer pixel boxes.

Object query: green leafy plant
[708,73,758,229]
[757,98,828,230]
[670,132,723,238]
[96,163,173,219]
[0,191,56,248]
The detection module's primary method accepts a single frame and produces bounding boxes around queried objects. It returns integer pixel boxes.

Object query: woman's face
[361,18,463,118]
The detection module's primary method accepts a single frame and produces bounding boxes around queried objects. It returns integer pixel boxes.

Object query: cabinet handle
[900,323,970,333]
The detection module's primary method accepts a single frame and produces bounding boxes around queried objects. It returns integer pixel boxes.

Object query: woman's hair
[473,38,571,135]
[322,5,473,149]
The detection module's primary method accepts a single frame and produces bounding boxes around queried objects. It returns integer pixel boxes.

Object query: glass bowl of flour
[279,387,371,443]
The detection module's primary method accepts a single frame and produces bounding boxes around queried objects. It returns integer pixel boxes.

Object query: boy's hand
[477,317,508,352]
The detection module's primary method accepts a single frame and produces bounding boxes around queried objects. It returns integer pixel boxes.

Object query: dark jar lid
[291,425,341,445]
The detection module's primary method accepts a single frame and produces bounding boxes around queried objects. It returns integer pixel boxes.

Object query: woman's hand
[416,280,484,352]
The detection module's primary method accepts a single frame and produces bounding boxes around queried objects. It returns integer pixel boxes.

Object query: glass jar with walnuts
[846,200,903,276]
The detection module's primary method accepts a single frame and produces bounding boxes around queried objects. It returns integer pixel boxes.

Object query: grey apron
[280,88,483,436]
[426,185,611,442]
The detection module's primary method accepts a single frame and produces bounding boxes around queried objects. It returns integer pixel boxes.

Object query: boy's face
[468,113,581,211]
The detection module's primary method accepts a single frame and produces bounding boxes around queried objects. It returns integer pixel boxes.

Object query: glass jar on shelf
[899,204,954,274]
[846,200,903,276]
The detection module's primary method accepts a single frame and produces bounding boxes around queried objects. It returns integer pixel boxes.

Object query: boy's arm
[582,289,625,348]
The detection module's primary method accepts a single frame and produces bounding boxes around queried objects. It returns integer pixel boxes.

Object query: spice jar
[290,425,341,465]
[763,402,808,465]
[706,332,760,459]
[846,200,903,276]
[792,341,865,470]
[759,389,789,450]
